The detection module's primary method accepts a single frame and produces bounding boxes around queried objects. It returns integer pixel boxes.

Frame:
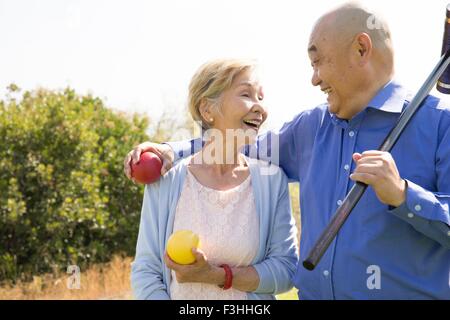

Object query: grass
[0,254,299,300]
[0,255,133,300]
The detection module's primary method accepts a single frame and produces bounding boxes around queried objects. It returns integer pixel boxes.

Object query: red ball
[131,151,163,184]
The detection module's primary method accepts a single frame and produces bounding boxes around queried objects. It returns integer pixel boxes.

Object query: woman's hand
[123,142,175,182]
[164,248,224,285]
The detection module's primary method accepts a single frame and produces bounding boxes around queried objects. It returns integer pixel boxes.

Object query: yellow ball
[167,230,201,265]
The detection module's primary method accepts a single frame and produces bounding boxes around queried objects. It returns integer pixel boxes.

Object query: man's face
[308,24,359,118]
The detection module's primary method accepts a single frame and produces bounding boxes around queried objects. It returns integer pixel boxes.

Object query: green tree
[0,85,157,282]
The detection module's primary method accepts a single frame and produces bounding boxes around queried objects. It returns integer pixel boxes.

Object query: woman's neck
[191,140,247,176]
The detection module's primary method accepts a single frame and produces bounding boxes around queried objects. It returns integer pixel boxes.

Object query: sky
[1,0,450,132]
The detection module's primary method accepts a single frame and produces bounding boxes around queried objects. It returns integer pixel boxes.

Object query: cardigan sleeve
[252,171,299,295]
[130,184,171,300]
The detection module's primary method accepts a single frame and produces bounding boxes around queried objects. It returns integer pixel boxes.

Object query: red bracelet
[220,264,233,290]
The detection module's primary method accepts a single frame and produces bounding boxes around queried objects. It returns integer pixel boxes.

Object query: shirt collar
[328,79,410,128]
[366,79,410,113]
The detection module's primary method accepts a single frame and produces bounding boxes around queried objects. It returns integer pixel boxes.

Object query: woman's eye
[241,93,249,97]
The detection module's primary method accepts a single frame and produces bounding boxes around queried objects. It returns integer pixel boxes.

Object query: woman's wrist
[205,265,226,286]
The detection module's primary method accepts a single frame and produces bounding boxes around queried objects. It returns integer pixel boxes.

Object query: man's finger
[353,164,383,176]
[356,155,395,168]
[161,159,172,176]
[123,153,130,167]
[124,155,134,179]
[361,150,385,156]
[355,157,385,166]
[352,153,363,162]
[160,146,174,175]
[123,160,130,179]
[350,172,377,185]
[149,147,163,159]
[132,148,142,164]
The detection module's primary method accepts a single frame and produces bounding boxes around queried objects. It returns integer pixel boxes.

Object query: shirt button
[349,131,355,137]
[414,205,422,212]
[407,213,414,219]
[447,231,450,237]
[323,270,329,277]
[337,200,343,206]
[344,164,350,171]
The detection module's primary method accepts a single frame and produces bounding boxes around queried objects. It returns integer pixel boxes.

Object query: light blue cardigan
[131,157,299,300]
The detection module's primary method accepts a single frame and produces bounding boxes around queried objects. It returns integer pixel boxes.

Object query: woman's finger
[164,252,178,270]
[191,248,206,264]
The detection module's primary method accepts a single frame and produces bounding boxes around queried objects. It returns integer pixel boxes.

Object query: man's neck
[338,76,392,120]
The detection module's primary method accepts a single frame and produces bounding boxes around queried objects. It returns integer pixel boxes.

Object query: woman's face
[210,69,267,144]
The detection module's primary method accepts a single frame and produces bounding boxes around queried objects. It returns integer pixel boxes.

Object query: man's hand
[164,248,223,285]
[350,151,406,207]
[123,142,175,182]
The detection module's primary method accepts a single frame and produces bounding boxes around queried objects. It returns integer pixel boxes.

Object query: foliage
[0,85,153,282]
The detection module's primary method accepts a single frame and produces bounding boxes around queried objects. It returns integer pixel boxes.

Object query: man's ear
[353,32,372,65]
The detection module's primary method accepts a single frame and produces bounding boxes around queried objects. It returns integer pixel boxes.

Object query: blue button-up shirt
[169,81,450,299]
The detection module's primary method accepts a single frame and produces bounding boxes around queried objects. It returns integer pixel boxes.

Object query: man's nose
[311,69,321,87]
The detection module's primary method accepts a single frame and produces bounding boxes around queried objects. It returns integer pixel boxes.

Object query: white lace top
[169,166,259,300]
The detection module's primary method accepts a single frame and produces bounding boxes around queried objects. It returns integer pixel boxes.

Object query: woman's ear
[199,99,215,125]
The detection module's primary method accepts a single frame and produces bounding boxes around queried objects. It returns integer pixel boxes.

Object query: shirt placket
[323,114,365,299]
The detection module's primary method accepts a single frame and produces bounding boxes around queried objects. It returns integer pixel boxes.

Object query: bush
[0,85,154,282]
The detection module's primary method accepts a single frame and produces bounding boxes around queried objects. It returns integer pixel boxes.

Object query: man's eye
[241,93,249,97]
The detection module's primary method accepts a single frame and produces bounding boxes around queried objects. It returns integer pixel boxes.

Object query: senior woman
[130,58,298,300]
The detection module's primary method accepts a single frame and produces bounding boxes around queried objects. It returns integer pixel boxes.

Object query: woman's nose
[252,100,266,114]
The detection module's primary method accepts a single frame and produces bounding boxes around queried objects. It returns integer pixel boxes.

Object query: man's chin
[328,104,339,115]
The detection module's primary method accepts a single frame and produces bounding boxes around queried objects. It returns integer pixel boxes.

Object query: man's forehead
[308,35,323,57]
[308,16,335,53]
[308,28,322,53]
[308,25,334,56]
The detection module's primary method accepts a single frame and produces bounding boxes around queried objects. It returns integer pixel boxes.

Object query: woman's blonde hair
[188,58,257,129]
